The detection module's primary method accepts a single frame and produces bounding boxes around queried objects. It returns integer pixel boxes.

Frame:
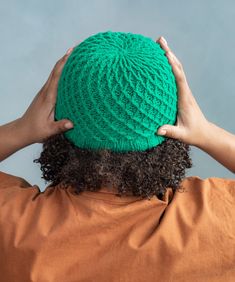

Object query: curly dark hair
[34,134,192,200]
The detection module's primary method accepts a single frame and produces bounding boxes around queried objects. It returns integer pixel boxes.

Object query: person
[0,32,234,282]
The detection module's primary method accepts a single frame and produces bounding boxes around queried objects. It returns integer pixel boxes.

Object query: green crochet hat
[55,31,178,152]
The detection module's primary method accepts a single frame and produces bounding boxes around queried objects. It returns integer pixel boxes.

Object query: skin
[156,37,235,174]
[0,38,235,175]
[0,47,74,162]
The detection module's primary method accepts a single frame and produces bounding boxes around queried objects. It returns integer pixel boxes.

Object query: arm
[0,48,74,162]
[0,118,32,162]
[197,121,235,173]
[156,37,235,174]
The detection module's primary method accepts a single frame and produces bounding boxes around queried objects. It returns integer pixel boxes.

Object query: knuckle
[167,50,174,57]
[175,74,184,85]
[52,67,60,78]
[176,71,186,83]
[62,54,68,61]
[53,59,63,72]
[177,61,183,69]
[166,52,176,64]
[54,60,61,69]
[166,50,172,56]
[51,71,57,80]
[167,130,173,138]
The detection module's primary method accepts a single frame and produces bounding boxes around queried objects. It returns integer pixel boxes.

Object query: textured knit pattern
[55,31,178,152]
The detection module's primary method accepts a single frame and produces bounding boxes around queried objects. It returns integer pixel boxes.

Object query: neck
[101,181,133,196]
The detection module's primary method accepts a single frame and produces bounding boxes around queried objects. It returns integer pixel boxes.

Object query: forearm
[0,118,32,162]
[196,121,235,174]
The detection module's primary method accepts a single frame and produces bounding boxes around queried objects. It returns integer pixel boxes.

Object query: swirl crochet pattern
[55,31,178,152]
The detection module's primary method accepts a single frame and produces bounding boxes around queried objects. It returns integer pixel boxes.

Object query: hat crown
[55,31,177,152]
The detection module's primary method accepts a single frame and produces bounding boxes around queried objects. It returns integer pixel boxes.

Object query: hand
[156,37,210,147]
[18,47,74,144]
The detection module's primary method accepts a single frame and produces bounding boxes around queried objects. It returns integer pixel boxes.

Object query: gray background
[1,0,234,191]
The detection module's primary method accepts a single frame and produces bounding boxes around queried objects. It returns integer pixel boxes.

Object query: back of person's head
[34,31,192,200]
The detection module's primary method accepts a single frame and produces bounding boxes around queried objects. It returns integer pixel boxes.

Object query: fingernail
[66,47,73,55]
[158,128,166,135]
[65,122,73,129]
[161,37,168,45]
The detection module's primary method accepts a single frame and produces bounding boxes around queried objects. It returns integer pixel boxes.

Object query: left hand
[18,47,74,144]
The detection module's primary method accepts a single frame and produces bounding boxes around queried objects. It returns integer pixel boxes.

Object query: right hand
[156,37,209,147]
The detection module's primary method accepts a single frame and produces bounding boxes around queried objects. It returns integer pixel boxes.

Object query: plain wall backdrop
[1,0,235,191]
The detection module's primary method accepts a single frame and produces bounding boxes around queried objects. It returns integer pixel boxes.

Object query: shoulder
[0,170,41,203]
[0,172,73,238]
[180,175,235,197]
[0,171,68,212]
[0,170,33,188]
[182,175,235,187]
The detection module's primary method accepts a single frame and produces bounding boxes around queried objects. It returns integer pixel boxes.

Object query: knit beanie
[55,31,178,152]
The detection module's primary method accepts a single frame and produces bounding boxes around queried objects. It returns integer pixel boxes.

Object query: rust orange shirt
[0,171,235,282]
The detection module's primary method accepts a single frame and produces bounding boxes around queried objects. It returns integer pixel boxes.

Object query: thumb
[52,119,74,135]
[157,124,182,140]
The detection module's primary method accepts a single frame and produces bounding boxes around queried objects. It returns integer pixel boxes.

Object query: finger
[156,37,184,73]
[165,51,188,89]
[52,53,69,80]
[156,37,182,81]
[166,50,183,71]
[66,47,74,55]
[43,71,54,90]
[46,48,74,101]
[156,38,190,104]
[156,36,171,53]
[156,37,187,87]
[50,119,74,135]
[157,37,185,77]
[37,68,54,97]
[157,124,184,141]
[42,47,74,95]
[51,47,74,83]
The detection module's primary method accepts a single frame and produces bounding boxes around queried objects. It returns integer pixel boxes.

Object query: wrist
[15,117,36,146]
[0,118,34,161]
